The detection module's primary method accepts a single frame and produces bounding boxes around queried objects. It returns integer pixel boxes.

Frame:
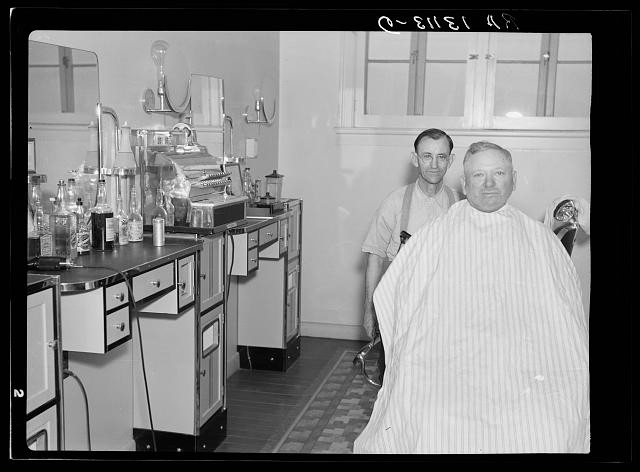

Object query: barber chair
[546,196,589,257]
[550,199,580,256]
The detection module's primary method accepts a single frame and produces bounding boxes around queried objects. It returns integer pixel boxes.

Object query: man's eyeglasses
[417,153,450,163]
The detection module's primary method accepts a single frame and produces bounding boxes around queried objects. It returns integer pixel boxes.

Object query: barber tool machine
[130,123,247,452]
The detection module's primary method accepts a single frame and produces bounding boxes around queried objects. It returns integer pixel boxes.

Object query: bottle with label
[91,179,115,251]
[51,179,78,262]
[75,197,91,254]
[38,198,55,256]
[128,185,144,242]
[114,177,129,246]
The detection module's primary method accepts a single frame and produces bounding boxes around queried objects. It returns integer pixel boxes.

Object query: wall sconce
[242,87,276,125]
[142,40,190,115]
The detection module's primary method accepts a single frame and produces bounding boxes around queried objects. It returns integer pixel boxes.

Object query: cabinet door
[26,404,58,451]
[287,204,301,260]
[199,305,224,426]
[286,261,300,342]
[27,288,56,413]
[279,217,289,255]
[201,235,224,312]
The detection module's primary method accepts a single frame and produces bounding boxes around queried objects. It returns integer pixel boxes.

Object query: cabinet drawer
[247,230,259,249]
[247,247,259,272]
[105,306,130,347]
[132,262,175,303]
[105,281,129,312]
[259,223,278,247]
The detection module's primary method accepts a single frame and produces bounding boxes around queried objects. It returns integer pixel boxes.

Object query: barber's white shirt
[361,180,460,260]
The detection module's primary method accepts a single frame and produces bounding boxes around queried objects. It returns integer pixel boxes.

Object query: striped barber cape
[354,199,590,454]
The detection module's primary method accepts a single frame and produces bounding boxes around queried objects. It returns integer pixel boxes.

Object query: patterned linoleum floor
[273,350,380,453]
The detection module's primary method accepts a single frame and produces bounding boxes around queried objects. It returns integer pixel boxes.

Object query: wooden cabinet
[26,275,63,451]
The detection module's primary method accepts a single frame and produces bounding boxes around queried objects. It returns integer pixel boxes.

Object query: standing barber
[361,128,460,382]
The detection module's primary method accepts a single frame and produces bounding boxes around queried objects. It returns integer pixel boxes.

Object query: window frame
[341,32,590,132]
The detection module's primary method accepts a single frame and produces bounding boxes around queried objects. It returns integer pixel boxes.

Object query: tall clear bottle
[242,167,254,200]
[91,179,115,251]
[114,177,129,246]
[143,184,155,225]
[163,190,175,226]
[66,178,79,215]
[51,179,77,262]
[150,188,168,222]
[127,185,144,242]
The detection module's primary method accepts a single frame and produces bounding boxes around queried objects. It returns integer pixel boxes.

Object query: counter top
[27,273,60,294]
[28,235,202,293]
[228,214,288,235]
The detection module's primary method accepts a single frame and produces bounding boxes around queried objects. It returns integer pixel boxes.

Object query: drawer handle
[250,258,257,263]
[250,237,258,243]
[113,322,126,332]
[47,340,58,349]
[200,273,207,280]
[266,232,273,237]
[150,280,161,288]
[200,369,206,377]
[178,281,186,293]
[114,292,125,302]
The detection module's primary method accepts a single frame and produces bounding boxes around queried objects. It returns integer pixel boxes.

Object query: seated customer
[354,141,590,454]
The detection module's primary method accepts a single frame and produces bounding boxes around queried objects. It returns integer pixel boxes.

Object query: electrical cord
[63,369,91,451]
[79,265,157,452]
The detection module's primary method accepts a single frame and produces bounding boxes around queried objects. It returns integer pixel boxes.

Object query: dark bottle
[91,179,115,251]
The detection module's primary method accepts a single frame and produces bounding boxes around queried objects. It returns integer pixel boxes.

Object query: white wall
[278,32,591,341]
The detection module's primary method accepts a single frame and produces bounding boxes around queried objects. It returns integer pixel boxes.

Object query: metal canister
[153,216,165,247]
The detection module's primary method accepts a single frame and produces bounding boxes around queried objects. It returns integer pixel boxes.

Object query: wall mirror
[189,74,226,161]
[189,74,225,128]
[28,40,99,125]
[28,40,100,199]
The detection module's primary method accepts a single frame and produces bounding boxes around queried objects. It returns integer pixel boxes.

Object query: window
[342,32,591,131]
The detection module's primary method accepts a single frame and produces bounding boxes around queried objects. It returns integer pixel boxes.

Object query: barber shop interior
[11,9,633,461]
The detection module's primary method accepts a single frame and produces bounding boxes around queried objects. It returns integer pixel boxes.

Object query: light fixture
[242,87,276,124]
[142,40,178,114]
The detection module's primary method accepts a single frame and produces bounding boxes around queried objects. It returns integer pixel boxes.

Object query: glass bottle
[67,178,79,215]
[114,177,129,246]
[51,179,77,262]
[150,189,168,222]
[143,185,156,225]
[127,185,144,242]
[163,191,175,226]
[75,197,91,254]
[91,179,115,251]
[242,167,254,200]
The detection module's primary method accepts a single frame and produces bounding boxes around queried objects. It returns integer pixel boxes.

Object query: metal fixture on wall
[242,87,276,125]
[142,40,191,115]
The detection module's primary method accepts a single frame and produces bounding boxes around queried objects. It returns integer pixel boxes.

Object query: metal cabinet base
[238,335,301,372]
[133,407,227,453]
